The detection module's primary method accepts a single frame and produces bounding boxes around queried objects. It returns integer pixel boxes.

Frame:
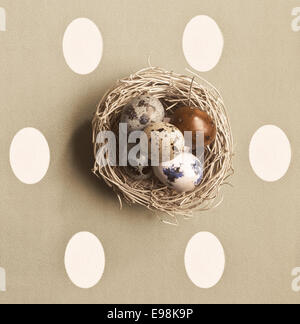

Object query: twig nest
[92,67,234,221]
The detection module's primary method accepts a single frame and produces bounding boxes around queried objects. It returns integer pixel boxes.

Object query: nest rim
[92,66,234,223]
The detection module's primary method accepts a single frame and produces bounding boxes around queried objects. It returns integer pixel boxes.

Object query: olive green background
[0,0,299,304]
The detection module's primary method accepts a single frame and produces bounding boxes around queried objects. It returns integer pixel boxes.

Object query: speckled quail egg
[120,95,165,132]
[153,152,203,193]
[144,122,185,163]
[127,143,152,180]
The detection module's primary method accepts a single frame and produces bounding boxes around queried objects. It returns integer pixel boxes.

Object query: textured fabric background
[0,0,299,304]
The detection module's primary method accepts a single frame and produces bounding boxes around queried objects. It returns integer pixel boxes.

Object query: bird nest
[92,67,234,224]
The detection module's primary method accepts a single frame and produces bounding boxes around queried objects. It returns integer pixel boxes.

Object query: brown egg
[171,106,217,147]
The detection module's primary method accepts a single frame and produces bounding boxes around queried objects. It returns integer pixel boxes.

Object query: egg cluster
[121,95,217,193]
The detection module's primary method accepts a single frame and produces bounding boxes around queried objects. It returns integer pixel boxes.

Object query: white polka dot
[185,232,225,289]
[0,267,6,292]
[63,18,103,75]
[183,15,224,72]
[0,7,6,32]
[10,128,50,185]
[249,125,291,182]
[64,232,105,289]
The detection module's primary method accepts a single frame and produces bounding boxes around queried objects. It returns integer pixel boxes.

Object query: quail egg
[153,152,203,193]
[144,122,185,163]
[171,106,217,148]
[127,143,151,180]
[121,95,165,132]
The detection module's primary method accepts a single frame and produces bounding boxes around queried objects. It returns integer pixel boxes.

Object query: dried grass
[92,67,234,224]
